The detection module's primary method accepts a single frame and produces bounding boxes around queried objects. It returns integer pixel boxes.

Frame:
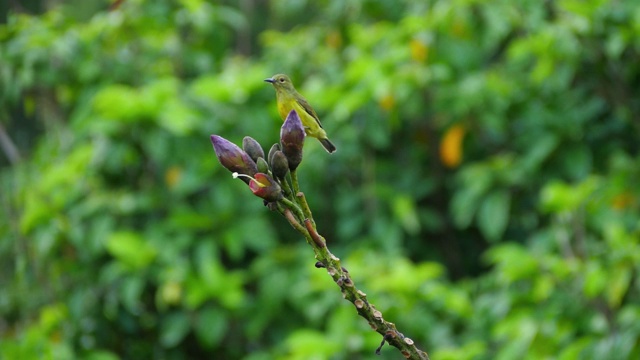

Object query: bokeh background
[2,0,640,359]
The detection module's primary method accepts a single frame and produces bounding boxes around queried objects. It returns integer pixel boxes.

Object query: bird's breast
[275,93,293,120]
[276,101,290,120]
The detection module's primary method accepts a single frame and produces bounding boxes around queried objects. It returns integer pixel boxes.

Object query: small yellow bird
[265,74,336,153]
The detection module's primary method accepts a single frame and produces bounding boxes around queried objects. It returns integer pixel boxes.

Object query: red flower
[247,173,283,202]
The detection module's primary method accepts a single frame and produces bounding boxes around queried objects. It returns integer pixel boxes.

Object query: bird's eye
[279,78,285,82]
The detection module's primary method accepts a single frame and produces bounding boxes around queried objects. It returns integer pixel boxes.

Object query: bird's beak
[264,78,275,83]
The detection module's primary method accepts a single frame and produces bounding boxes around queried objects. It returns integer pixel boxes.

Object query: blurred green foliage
[1,0,640,359]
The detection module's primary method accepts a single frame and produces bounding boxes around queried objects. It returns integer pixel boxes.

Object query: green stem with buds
[273,174,430,360]
[213,132,429,359]
[279,197,305,223]
[290,170,315,228]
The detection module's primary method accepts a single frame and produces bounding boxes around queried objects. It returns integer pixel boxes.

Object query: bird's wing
[296,96,324,128]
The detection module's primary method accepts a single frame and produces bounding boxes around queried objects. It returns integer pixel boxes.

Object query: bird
[265,74,337,153]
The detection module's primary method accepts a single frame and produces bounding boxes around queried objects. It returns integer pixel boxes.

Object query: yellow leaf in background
[160,281,183,305]
[410,39,428,63]
[452,18,469,38]
[24,95,36,116]
[379,93,395,111]
[440,124,466,168]
[612,192,635,210]
[165,166,182,188]
[325,30,342,49]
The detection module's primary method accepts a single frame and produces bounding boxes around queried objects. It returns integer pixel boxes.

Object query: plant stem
[276,192,430,359]
[279,197,306,223]
[290,170,315,227]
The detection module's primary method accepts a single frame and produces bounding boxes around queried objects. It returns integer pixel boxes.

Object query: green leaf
[83,351,120,360]
[607,265,632,308]
[477,190,511,242]
[583,262,607,299]
[106,231,157,269]
[20,192,52,234]
[557,337,592,360]
[450,187,483,229]
[194,306,228,348]
[158,98,200,135]
[540,176,601,213]
[432,341,486,360]
[392,194,421,235]
[121,276,145,313]
[561,144,592,180]
[92,85,144,122]
[451,164,493,229]
[161,312,191,348]
[485,244,538,283]
[285,329,340,358]
[520,133,559,172]
[39,303,68,332]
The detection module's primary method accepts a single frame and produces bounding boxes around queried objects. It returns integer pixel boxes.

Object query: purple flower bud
[242,136,265,163]
[280,110,305,171]
[211,135,258,183]
[271,150,289,180]
[268,143,281,167]
[248,173,283,202]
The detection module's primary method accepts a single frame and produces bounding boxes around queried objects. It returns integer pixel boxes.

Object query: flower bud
[271,150,289,180]
[256,157,269,174]
[210,135,258,183]
[280,110,305,171]
[242,136,265,163]
[248,173,283,202]
[268,143,281,167]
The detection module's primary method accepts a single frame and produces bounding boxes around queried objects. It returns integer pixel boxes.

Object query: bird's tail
[319,138,337,153]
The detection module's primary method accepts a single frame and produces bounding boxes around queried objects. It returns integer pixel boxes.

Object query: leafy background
[1,0,639,359]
